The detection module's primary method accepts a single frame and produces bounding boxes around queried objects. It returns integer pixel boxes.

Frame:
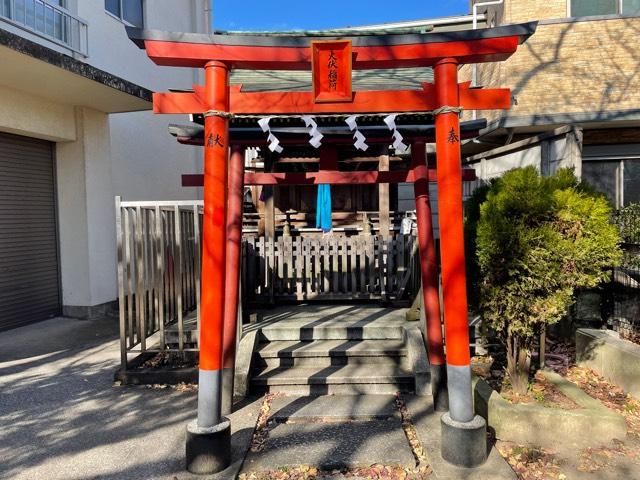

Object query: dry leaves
[564,366,640,436]
[249,392,280,453]
[497,442,566,480]
[239,464,431,479]
[143,382,197,392]
[576,440,636,473]
[394,393,429,470]
[501,371,579,410]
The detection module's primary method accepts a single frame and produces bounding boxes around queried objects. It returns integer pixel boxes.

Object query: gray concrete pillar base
[431,364,449,412]
[186,417,231,475]
[221,367,234,416]
[440,412,487,468]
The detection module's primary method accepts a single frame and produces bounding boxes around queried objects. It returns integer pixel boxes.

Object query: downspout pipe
[205,0,213,33]
[472,0,504,120]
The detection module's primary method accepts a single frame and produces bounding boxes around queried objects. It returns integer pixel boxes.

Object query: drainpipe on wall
[472,0,504,120]
[205,0,213,33]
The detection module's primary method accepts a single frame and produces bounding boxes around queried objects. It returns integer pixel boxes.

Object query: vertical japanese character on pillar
[185,60,232,475]
[434,58,487,468]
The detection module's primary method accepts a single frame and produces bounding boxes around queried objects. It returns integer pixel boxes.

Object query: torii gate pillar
[185,60,232,475]
[434,58,487,467]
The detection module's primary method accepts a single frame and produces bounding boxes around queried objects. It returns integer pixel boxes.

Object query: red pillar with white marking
[434,58,487,467]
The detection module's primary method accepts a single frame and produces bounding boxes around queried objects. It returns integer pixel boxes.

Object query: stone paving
[240,394,516,479]
[0,316,261,480]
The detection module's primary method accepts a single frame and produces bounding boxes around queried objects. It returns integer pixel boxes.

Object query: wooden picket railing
[243,235,419,302]
[116,197,420,367]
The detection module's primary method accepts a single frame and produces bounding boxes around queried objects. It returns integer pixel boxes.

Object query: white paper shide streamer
[384,114,409,154]
[301,115,323,148]
[345,115,369,151]
[258,117,283,153]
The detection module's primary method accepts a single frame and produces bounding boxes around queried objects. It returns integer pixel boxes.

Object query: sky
[211,0,471,31]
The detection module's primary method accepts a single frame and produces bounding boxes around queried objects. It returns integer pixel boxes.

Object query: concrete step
[257,318,406,342]
[251,364,414,395]
[254,339,407,368]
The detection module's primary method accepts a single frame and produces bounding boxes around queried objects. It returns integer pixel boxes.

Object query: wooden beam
[378,151,390,238]
[154,82,511,115]
[263,154,275,240]
[181,168,477,187]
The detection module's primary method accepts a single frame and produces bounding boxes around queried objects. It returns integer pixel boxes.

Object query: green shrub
[614,203,640,244]
[476,167,621,393]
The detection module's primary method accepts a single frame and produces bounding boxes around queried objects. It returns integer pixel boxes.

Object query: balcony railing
[0,0,88,56]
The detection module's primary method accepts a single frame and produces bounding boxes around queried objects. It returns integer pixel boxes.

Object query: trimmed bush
[475,167,621,393]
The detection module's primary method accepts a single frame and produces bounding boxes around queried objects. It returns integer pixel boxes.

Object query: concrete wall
[464,125,583,182]
[0,85,76,142]
[57,107,115,308]
[76,0,205,204]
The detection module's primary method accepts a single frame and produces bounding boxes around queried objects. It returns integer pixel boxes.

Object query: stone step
[251,364,414,395]
[254,339,407,368]
[257,319,406,342]
[269,395,400,423]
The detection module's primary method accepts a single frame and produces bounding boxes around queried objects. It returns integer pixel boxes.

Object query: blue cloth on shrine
[315,184,332,232]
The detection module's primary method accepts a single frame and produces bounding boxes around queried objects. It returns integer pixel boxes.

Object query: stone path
[0,316,261,480]
[243,395,415,473]
[240,394,517,479]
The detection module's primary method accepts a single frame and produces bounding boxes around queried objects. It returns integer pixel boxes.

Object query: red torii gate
[127,21,536,474]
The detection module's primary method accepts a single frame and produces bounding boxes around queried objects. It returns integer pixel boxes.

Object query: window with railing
[0,0,88,55]
[570,0,640,17]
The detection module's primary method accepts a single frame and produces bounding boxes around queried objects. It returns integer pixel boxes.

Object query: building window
[570,0,640,17]
[105,0,143,27]
[1,0,68,43]
[582,159,640,208]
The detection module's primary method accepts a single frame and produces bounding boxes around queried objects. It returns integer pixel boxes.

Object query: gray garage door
[0,132,61,331]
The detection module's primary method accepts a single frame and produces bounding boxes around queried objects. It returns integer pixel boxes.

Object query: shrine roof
[168,118,488,145]
[230,67,433,93]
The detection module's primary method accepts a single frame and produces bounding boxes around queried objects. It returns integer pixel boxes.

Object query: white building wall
[0,1,208,313]
[56,107,115,307]
[76,0,205,204]
[78,1,205,310]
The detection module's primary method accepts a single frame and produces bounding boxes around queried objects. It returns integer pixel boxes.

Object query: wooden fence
[116,198,420,367]
[243,235,419,302]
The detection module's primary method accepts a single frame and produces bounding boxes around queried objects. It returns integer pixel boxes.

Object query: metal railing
[0,0,88,56]
[116,198,203,368]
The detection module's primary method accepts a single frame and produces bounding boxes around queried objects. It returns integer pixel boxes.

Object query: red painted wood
[434,58,471,368]
[154,83,510,115]
[222,145,244,370]
[199,61,229,373]
[143,35,520,69]
[181,169,476,187]
[412,141,445,367]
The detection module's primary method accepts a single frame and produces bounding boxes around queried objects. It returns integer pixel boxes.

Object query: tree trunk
[506,333,531,395]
